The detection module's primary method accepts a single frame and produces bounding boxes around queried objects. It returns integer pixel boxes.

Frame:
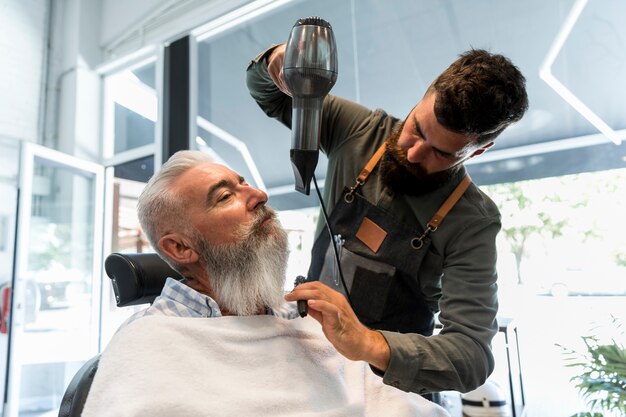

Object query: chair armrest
[58,355,100,417]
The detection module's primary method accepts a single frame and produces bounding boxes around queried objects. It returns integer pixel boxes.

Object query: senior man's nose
[246,186,268,211]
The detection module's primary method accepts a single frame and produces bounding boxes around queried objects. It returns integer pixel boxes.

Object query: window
[103,60,158,156]
[101,57,160,346]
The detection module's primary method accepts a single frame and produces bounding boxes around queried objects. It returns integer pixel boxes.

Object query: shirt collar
[160,277,299,319]
[161,277,222,317]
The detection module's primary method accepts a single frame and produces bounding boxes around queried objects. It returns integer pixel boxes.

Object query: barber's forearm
[246,46,293,125]
[379,328,494,394]
[246,47,280,99]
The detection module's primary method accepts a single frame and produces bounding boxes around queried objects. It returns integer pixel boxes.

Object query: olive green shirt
[246,47,500,394]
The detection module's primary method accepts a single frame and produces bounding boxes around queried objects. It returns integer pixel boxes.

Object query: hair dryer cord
[312,174,353,307]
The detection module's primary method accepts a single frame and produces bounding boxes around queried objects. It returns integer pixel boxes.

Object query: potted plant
[558,316,626,417]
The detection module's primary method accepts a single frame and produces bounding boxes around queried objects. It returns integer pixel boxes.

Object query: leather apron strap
[348,142,472,233]
[427,175,471,229]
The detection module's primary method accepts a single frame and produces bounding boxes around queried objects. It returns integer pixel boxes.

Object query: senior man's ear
[158,234,199,265]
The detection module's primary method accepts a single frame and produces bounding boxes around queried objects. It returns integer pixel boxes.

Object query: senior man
[82,150,449,417]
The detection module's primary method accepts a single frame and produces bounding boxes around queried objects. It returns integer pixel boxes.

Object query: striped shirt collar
[159,277,222,317]
[147,277,299,320]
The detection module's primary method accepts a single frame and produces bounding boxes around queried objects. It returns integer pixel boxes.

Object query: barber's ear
[470,141,494,158]
[158,234,199,265]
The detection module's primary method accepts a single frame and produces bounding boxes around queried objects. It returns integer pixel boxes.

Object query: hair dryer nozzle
[290,149,319,195]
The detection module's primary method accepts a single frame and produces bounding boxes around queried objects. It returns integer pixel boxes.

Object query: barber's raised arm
[284,281,391,372]
[247,45,378,155]
[246,43,293,128]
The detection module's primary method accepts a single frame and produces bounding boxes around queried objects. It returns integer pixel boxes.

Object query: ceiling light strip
[539,0,622,145]
[193,0,297,43]
[467,130,626,165]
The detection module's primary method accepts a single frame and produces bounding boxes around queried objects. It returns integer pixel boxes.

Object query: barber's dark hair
[428,49,529,146]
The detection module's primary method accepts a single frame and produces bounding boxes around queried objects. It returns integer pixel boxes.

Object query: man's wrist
[362,330,391,372]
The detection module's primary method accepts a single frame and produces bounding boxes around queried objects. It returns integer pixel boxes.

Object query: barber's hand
[285,281,391,372]
[266,43,291,96]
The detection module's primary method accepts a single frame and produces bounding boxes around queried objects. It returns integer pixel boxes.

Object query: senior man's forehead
[169,163,237,192]
[189,162,234,179]
[206,164,243,186]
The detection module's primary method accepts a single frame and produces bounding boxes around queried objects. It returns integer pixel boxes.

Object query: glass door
[4,143,103,417]
[0,137,20,417]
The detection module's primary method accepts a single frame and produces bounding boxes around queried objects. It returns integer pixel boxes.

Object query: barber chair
[58,252,183,417]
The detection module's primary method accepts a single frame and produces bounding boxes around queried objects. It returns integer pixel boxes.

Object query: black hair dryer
[283,17,338,195]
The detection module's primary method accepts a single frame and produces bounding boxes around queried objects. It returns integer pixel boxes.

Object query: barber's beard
[380,122,460,195]
[196,206,289,316]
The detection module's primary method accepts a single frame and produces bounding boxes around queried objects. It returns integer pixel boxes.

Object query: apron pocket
[351,263,395,322]
[318,245,396,323]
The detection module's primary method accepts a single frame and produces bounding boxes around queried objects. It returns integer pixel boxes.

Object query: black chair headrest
[104,252,184,307]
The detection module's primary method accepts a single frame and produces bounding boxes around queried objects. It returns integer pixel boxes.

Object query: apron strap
[349,142,472,233]
[357,143,387,183]
[345,143,387,203]
[427,174,471,231]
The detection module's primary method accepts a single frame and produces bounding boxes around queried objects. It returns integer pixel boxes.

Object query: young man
[247,45,529,395]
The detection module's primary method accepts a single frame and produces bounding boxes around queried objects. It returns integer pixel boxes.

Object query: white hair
[137,150,215,270]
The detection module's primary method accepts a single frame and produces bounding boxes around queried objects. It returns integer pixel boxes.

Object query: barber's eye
[435,149,453,159]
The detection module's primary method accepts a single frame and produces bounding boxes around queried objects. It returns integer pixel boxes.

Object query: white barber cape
[82,314,450,417]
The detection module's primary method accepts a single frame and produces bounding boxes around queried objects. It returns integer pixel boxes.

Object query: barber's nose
[405,140,429,164]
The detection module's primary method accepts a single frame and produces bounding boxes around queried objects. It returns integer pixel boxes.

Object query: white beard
[197,212,289,316]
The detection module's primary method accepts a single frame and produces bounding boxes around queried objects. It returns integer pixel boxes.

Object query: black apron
[308,143,470,335]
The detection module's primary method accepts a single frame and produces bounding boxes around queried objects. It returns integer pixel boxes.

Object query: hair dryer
[283,17,338,195]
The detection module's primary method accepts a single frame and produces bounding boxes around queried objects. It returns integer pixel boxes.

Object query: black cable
[312,174,353,307]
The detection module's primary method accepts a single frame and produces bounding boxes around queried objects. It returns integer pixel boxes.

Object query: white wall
[0,0,48,144]
[0,0,102,159]
[49,0,102,160]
